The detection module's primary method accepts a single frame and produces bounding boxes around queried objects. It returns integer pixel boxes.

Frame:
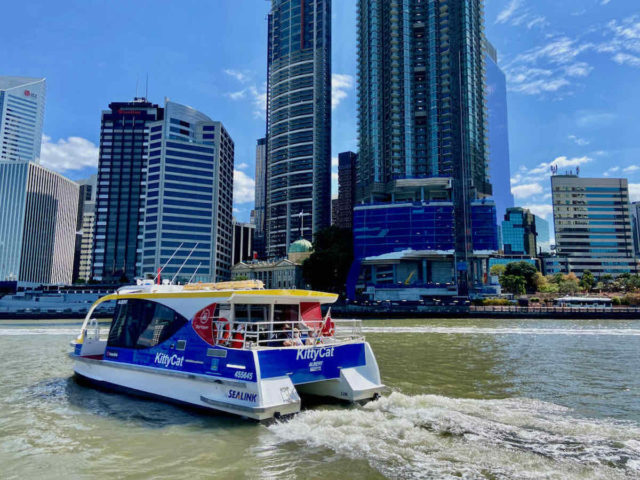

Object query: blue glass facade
[501,207,536,256]
[484,41,514,225]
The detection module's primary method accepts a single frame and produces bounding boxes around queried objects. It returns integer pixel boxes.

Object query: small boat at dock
[70,280,384,420]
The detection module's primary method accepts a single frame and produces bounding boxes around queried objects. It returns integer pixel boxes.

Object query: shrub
[612,297,622,306]
[530,297,540,303]
[482,298,513,306]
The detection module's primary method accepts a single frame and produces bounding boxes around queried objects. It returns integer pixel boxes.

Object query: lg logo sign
[24,90,38,99]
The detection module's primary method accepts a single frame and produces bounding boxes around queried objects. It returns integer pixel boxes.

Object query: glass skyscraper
[484,39,514,224]
[0,76,46,163]
[501,207,537,256]
[140,101,234,283]
[253,137,267,258]
[354,0,495,296]
[92,98,164,283]
[265,0,331,258]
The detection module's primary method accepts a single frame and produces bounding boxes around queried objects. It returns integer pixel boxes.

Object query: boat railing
[211,318,364,350]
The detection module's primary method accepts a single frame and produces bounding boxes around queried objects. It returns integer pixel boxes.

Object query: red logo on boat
[192,303,217,345]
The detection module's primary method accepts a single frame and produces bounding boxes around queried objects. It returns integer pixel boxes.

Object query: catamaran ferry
[70,280,384,420]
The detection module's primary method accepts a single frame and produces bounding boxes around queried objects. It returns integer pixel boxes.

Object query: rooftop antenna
[154,242,184,282]
[188,262,202,284]
[172,243,199,284]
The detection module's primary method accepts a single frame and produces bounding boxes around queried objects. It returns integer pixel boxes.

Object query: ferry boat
[70,280,384,420]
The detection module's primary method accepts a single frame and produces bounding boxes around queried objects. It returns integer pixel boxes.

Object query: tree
[579,270,595,292]
[302,226,354,295]
[533,272,548,292]
[500,274,526,295]
[490,264,506,277]
[558,273,580,295]
[504,261,539,293]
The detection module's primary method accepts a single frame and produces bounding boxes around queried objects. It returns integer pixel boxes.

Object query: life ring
[321,317,335,337]
[214,317,231,345]
[230,327,245,349]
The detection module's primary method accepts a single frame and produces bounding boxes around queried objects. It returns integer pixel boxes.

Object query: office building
[0,162,78,284]
[353,0,496,297]
[265,0,332,258]
[331,198,339,226]
[534,215,551,254]
[232,220,255,266]
[551,175,637,277]
[140,101,234,283]
[92,98,164,283]
[73,174,97,282]
[19,164,79,284]
[484,40,514,224]
[336,151,357,229]
[0,76,46,163]
[253,137,267,258]
[501,207,537,256]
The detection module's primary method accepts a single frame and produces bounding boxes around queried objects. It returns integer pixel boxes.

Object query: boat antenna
[154,242,184,282]
[187,262,202,284]
[172,243,199,284]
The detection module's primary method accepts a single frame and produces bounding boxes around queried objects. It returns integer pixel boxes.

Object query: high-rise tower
[92,98,164,283]
[265,0,331,258]
[0,76,46,163]
[254,137,267,258]
[352,0,496,298]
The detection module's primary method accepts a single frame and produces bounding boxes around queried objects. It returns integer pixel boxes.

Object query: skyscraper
[352,0,496,298]
[552,175,637,277]
[19,164,79,284]
[254,137,267,258]
[501,207,537,256]
[140,101,234,283]
[534,215,551,254]
[336,151,357,230]
[73,174,97,283]
[484,39,514,224]
[265,0,332,258]
[92,98,164,283]
[0,76,46,163]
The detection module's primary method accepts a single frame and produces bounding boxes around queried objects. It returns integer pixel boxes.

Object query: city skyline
[1,1,639,226]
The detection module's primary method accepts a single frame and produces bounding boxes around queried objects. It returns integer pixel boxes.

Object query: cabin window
[273,304,299,325]
[234,304,270,324]
[107,299,188,349]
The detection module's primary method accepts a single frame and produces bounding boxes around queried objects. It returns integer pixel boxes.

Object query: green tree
[500,274,526,295]
[302,226,354,294]
[579,270,595,292]
[558,273,580,295]
[504,261,539,293]
[490,264,506,277]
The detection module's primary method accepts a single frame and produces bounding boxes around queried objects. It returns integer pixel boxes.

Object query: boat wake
[363,325,640,336]
[265,392,640,479]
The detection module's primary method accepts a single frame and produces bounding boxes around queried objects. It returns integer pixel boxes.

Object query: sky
[1,0,639,224]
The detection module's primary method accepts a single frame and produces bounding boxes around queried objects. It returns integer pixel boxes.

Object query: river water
[1,318,639,479]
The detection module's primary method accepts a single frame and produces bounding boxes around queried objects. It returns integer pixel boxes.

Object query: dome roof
[288,238,313,253]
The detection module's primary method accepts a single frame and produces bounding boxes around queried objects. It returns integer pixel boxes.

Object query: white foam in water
[362,326,640,336]
[267,392,640,479]
[0,328,104,336]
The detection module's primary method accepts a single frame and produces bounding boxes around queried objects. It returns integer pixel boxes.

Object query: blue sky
[2,0,639,223]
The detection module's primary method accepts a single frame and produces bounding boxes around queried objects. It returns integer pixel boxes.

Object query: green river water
[1,318,639,479]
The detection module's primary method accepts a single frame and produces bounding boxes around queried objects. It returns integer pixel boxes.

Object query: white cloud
[224,69,250,84]
[629,184,640,202]
[331,172,339,181]
[624,165,640,173]
[496,0,522,24]
[568,134,590,146]
[38,134,99,173]
[332,73,354,110]
[233,169,255,204]
[601,0,612,4]
[612,52,640,67]
[511,182,543,199]
[523,204,553,220]
[331,156,339,168]
[236,162,249,170]
[225,84,266,118]
[576,112,616,127]
[527,156,592,177]
[603,166,620,177]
